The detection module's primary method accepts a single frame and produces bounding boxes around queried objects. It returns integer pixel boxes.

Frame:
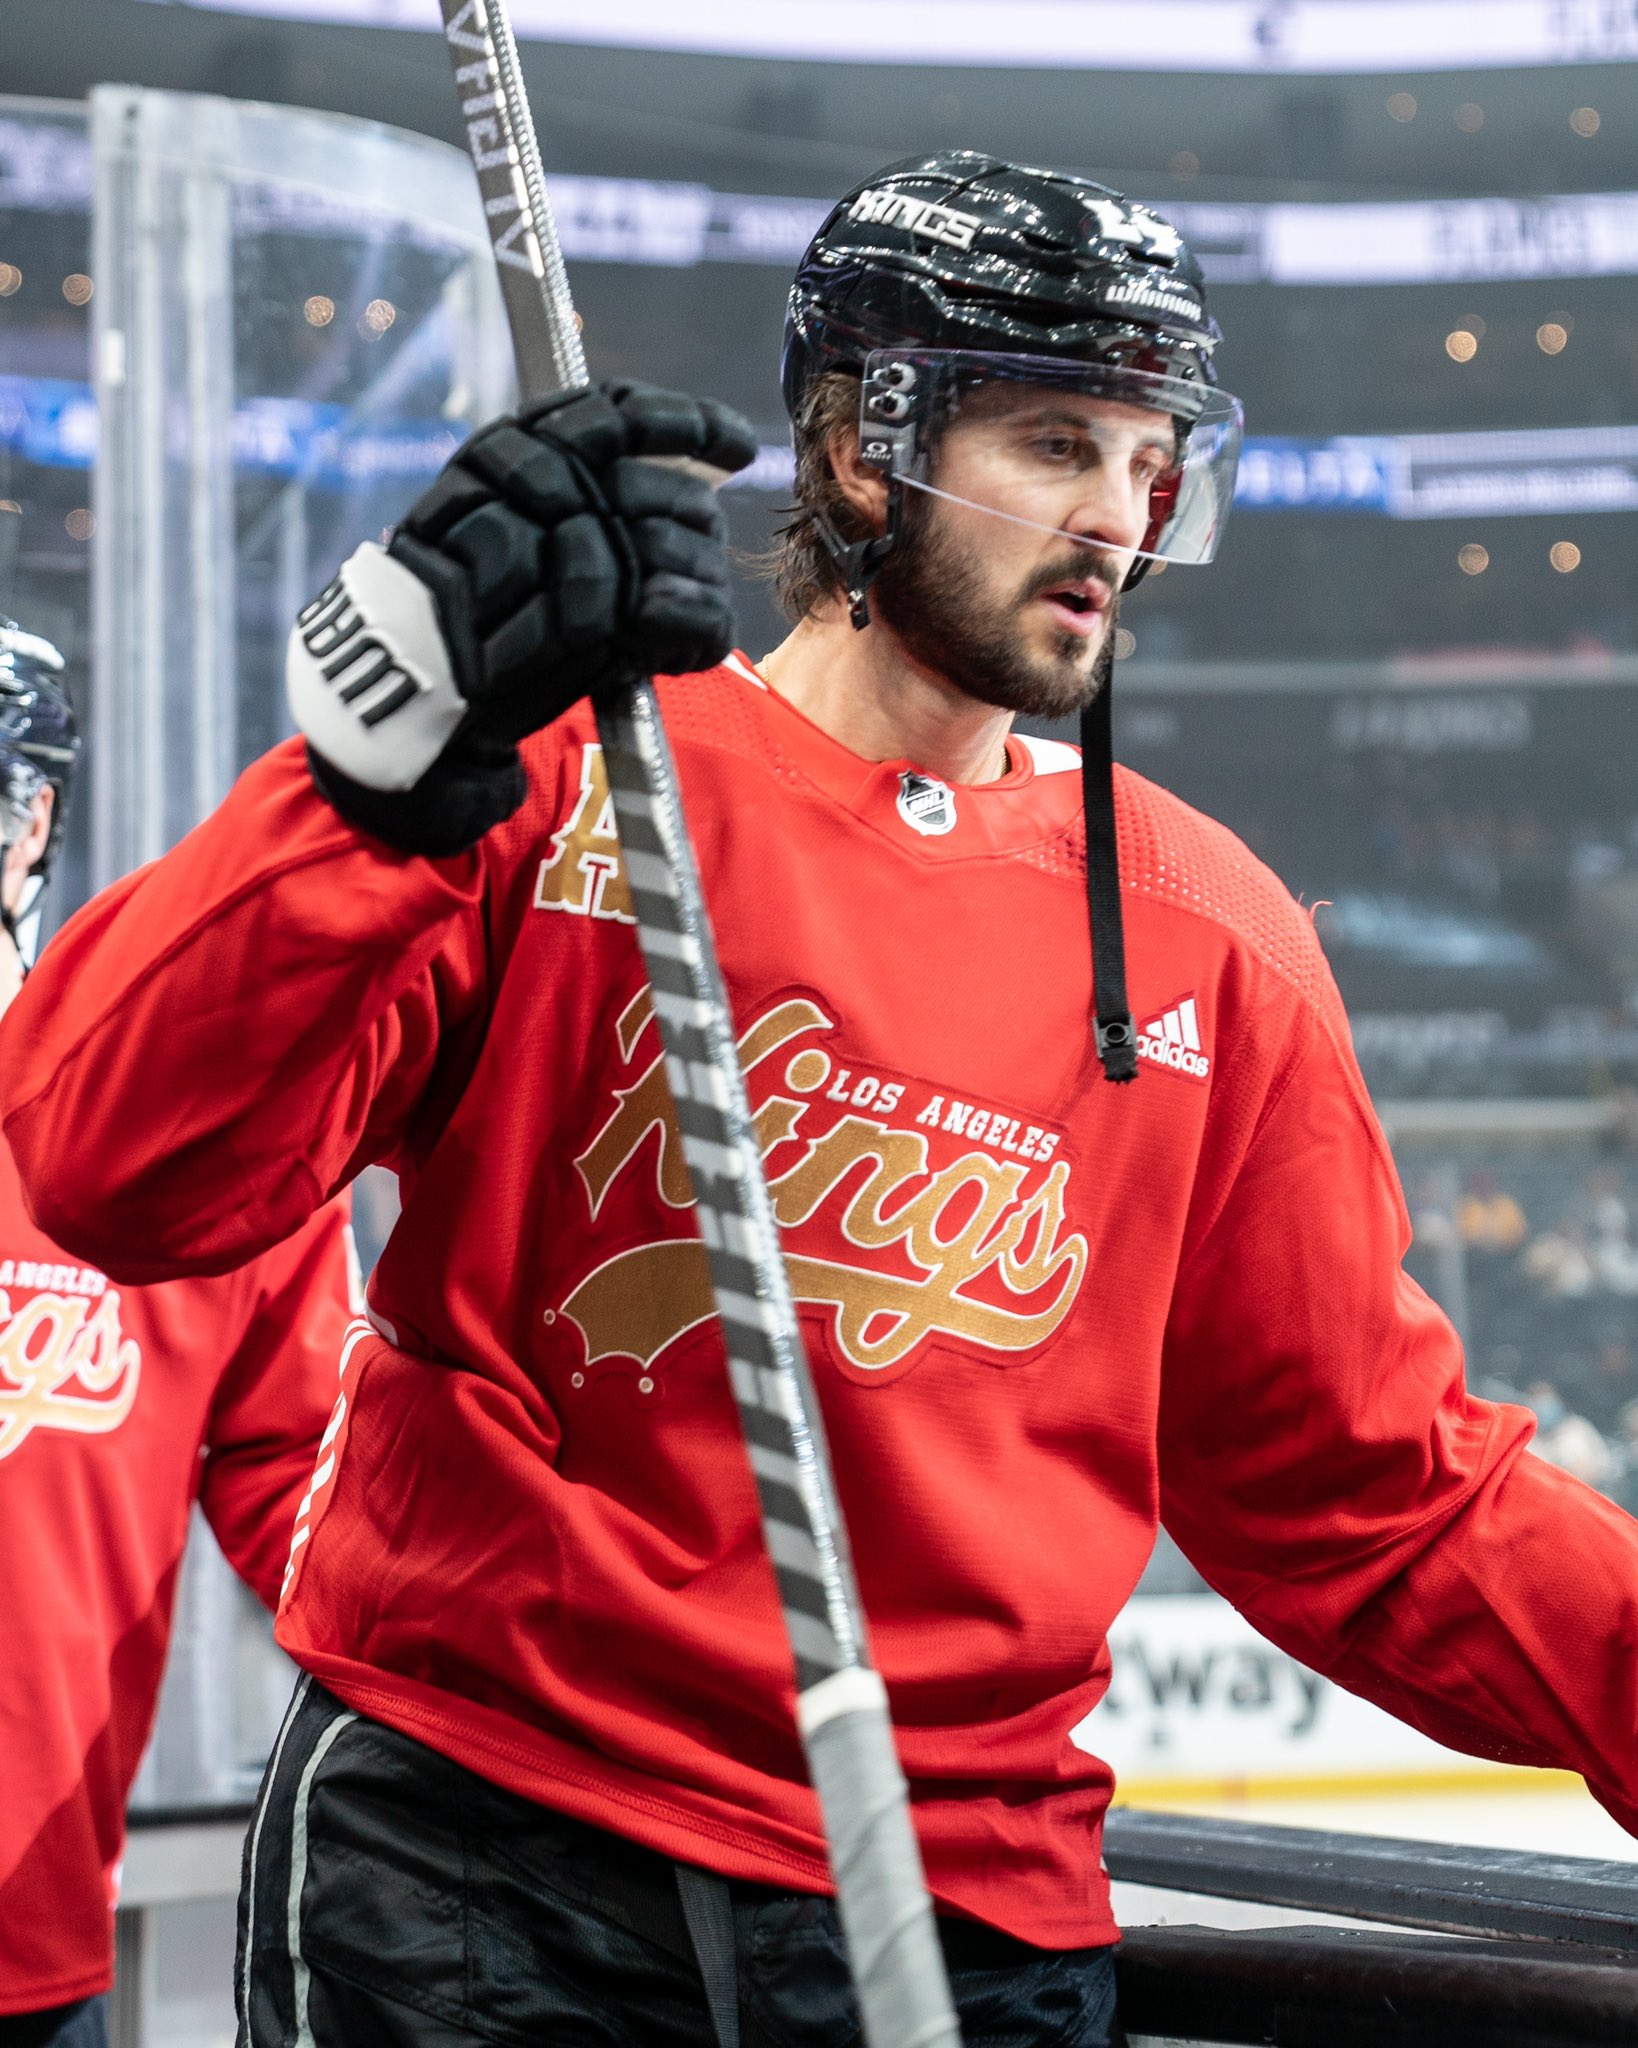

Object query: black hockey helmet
[0,619,80,882]
[782,149,1221,426]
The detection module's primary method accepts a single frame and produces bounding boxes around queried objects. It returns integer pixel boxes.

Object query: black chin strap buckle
[834,535,888,630]
[1095,1016,1135,1073]
[814,480,903,631]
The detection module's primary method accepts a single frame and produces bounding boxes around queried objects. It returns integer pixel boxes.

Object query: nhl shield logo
[897,770,957,837]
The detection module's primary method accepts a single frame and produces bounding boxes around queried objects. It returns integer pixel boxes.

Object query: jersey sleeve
[0,738,490,1281]
[197,1195,358,1609]
[1157,986,1638,1836]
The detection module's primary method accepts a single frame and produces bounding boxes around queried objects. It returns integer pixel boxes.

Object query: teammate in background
[0,624,356,2048]
[4,156,1638,2048]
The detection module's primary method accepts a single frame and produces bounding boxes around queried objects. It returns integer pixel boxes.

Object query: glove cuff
[307,739,527,857]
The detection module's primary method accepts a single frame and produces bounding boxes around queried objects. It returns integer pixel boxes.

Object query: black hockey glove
[287,379,758,856]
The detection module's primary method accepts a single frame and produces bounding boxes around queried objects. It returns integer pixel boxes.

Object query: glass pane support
[88,84,512,892]
[0,97,97,927]
[83,85,512,1811]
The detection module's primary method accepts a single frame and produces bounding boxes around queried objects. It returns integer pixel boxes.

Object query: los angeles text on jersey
[558,985,1088,1391]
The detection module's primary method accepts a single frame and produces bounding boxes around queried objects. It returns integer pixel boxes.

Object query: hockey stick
[435,5,962,2045]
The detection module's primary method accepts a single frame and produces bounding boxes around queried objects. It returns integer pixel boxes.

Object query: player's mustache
[1018,551,1123,608]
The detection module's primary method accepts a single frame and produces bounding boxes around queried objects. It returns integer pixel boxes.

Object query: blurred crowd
[1407,1153,1638,1509]
[1371,797,1570,931]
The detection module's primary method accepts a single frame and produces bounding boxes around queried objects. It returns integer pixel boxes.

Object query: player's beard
[870,489,1122,722]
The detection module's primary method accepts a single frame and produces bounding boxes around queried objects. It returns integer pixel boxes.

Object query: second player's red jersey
[4,656,1636,1947]
[0,1139,353,2014]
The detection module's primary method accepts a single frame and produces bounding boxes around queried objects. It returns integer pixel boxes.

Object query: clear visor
[859,348,1243,568]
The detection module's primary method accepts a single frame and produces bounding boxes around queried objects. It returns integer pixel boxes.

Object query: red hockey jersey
[3,655,1636,1949]
[0,1140,353,2014]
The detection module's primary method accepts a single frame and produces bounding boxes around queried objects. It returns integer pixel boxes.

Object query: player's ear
[826,418,890,536]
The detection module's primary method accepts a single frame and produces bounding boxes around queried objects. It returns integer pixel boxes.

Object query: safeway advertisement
[1075,1595,1511,1791]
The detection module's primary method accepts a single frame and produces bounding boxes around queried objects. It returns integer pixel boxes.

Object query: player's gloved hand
[287,378,758,855]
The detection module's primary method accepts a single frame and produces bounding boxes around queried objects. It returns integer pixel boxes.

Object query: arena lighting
[302,294,334,326]
[0,265,19,297]
[1445,330,1480,363]
[1458,543,1491,574]
[127,0,1638,72]
[1386,93,1419,122]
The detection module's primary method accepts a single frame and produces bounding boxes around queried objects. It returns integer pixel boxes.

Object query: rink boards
[1093,1593,1584,1808]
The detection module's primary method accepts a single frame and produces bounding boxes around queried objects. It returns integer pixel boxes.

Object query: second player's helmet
[0,620,80,882]
[782,152,1242,603]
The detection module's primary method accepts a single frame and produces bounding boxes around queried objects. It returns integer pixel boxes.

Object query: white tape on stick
[798,1666,892,1738]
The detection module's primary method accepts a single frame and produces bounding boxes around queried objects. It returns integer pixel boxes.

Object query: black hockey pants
[0,2002,107,2048]
[236,1676,1125,2047]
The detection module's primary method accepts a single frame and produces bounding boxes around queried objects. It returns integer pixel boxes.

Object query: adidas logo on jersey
[1136,996,1211,1079]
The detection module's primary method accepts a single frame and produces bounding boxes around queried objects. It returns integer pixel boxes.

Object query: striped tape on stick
[435,3,962,2043]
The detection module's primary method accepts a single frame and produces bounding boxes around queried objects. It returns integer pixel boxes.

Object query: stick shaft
[435,4,961,2043]
[441,0,584,394]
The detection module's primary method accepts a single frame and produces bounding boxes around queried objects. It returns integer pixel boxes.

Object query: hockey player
[3,155,1637,2047]
[0,624,356,2048]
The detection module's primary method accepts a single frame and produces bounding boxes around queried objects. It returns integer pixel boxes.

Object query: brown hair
[764,370,873,623]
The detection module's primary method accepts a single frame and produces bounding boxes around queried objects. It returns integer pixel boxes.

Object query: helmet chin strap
[1080,668,1137,1082]
[813,477,906,630]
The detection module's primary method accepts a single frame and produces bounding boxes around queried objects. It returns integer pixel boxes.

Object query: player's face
[870,388,1176,722]
[0,784,49,919]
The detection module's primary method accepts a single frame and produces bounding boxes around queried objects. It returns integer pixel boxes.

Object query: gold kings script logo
[0,1262,141,1459]
[559,989,1088,1390]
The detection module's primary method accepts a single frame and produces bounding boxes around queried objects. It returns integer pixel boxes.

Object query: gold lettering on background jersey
[0,1284,141,1458]
[560,993,1087,1388]
[533,744,635,923]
